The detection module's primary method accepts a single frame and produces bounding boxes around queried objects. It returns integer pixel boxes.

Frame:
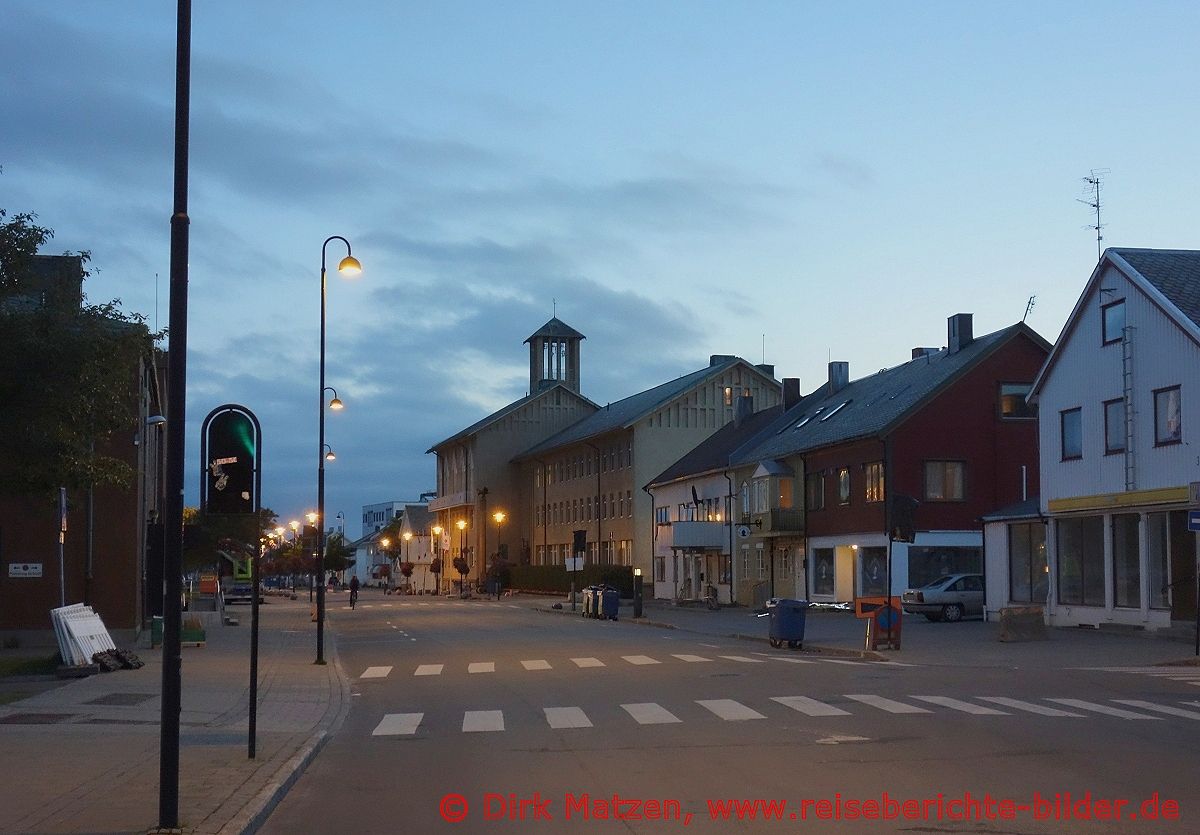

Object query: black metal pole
[316,246,327,664]
[248,544,260,758]
[158,0,190,827]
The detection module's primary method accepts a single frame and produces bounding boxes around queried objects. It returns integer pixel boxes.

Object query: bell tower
[525,317,585,394]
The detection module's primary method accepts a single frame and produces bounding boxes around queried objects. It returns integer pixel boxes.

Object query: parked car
[224,582,263,605]
[902,573,984,622]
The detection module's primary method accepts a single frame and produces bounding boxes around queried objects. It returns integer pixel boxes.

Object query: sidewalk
[0,596,349,835]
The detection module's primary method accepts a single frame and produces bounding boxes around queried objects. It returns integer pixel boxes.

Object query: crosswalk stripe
[771,696,850,716]
[622,703,681,725]
[845,694,931,714]
[698,699,766,721]
[372,713,422,736]
[468,662,495,674]
[622,655,661,665]
[544,707,592,729]
[911,696,1009,715]
[718,655,764,663]
[1113,700,1200,720]
[521,660,552,670]
[572,657,605,668]
[977,697,1083,717]
[414,664,443,676]
[1047,699,1161,720]
[764,657,815,664]
[360,666,392,679]
[671,654,712,663]
[463,710,505,732]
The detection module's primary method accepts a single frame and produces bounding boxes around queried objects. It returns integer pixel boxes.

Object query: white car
[902,573,984,622]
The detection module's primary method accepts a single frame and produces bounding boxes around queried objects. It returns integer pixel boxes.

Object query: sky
[3,2,1199,539]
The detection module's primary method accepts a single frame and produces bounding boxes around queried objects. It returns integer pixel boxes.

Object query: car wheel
[923,613,941,622]
[942,603,964,623]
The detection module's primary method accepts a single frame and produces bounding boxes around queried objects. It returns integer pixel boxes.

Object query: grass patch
[0,654,61,677]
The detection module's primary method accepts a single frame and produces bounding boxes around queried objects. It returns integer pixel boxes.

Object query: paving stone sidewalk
[0,597,349,835]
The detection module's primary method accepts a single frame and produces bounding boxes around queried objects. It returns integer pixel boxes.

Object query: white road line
[911,696,1009,715]
[572,657,605,668]
[845,695,931,714]
[1046,699,1161,720]
[468,662,496,674]
[418,603,430,607]
[414,664,443,676]
[521,660,552,670]
[544,707,593,729]
[670,654,712,663]
[977,697,1084,717]
[697,699,766,721]
[622,703,682,725]
[372,713,422,736]
[717,655,764,663]
[463,710,505,732]
[360,666,392,679]
[506,605,521,609]
[813,659,866,666]
[764,657,815,664]
[1113,700,1200,720]
[771,696,851,717]
[622,655,661,665]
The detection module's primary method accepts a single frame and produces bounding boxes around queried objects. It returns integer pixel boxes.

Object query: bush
[508,564,634,597]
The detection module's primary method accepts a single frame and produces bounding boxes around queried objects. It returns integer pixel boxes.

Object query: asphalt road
[262,591,1200,834]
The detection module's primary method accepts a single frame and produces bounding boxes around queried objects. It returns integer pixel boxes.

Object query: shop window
[1146,512,1175,610]
[1007,522,1047,604]
[1056,516,1104,606]
[812,548,835,596]
[908,545,981,590]
[1112,513,1140,609]
[859,546,887,595]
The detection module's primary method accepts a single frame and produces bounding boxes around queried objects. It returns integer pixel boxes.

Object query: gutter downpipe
[586,443,602,564]
[724,470,735,605]
[643,484,656,602]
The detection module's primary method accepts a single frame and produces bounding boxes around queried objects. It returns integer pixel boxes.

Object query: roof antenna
[1078,169,1110,261]
[1023,295,1036,323]
[552,298,557,318]
[762,334,766,364]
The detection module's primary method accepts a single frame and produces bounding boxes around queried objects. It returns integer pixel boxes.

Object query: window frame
[998,382,1036,420]
[864,461,885,503]
[837,467,851,505]
[805,472,825,511]
[1101,298,1125,346]
[1103,398,1126,455]
[1153,385,1182,447]
[1060,407,1083,461]
[923,460,966,502]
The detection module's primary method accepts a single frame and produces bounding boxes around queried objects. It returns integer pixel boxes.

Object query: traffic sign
[1189,510,1200,532]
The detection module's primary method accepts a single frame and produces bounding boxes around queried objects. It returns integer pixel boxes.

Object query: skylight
[819,401,851,422]
[792,407,823,430]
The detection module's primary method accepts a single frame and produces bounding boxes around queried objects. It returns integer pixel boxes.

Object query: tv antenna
[1023,295,1036,323]
[1077,169,1110,261]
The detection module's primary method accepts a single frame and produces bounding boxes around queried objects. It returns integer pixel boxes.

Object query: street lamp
[380,537,392,592]
[323,444,336,462]
[432,524,443,595]
[493,510,506,555]
[316,235,361,665]
[456,519,467,596]
[402,531,413,592]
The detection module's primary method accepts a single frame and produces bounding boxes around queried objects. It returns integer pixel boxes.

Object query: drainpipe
[724,470,735,604]
[643,484,656,601]
[586,443,602,563]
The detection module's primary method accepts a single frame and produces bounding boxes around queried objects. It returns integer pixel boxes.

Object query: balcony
[670,521,727,550]
[751,508,804,536]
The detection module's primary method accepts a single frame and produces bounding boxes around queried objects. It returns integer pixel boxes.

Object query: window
[757,549,766,579]
[812,548,835,596]
[924,461,965,501]
[723,386,733,406]
[718,554,731,585]
[1112,513,1140,609]
[1102,299,1125,345]
[1007,523,1047,603]
[864,462,885,503]
[1060,408,1082,460]
[626,490,633,517]
[805,473,825,511]
[1154,386,1182,445]
[999,383,1035,419]
[860,546,887,595]
[741,547,750,578]
[838,468,850,505]
[908,546,982,590]
[654,555,666,582]
[753,478,770,513]
[740,481,750,516]
[1104,399,1125,454]
[655,506,670,525]
[1056,515,1104,606]
[1146,511,1179,609]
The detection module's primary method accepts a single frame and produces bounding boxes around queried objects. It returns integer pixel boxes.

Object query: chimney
[755,363,775,378]
[828,361,849,395]
[782,377,801,410]
[947,313,973,355]
[709,354,736,367]
[734,394,754,428]
[911,347,939,359]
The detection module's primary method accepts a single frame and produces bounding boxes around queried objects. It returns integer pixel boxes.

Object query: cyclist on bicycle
[349,575,360,609]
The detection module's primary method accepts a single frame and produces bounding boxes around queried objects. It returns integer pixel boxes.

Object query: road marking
[622,655,661,665]
[697,699,766,721]
[771,696,851,717]
[414,664,443,676]
[463,710,505,732]
[372,713,422,736]
[717,655,764,663]
[418,603,430,607]
[360,666,392,679]
[572,657,605,668]
[813,659,866,666]
[622,703,681,725]
[911,696,1009,715]
[1046,699,1161,720]
[977,697,1083,717]
[506,605,521,609]
[845,695,931,714]
[763,656,815,664]
[1113,700,1200,720]
[468,662,495,674]
[544,707,593,729]
[671,654,712,663]
[816,734,872,745]
[700,643,720,648]
[521,660,552,670]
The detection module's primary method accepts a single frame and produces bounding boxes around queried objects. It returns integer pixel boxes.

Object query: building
[980,497,1046,619]
[514,355,783,577]
[427,319,599,586]
[1027,248,1200,630]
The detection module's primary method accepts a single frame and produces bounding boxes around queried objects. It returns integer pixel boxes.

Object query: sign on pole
[1187,510,1200,532]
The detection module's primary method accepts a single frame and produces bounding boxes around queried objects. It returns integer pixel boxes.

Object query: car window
[924,575,956,589]
[947,579,963,591]
[962,576,984,591]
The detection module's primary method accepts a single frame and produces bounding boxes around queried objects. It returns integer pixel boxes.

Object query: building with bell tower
[526,317,585,394]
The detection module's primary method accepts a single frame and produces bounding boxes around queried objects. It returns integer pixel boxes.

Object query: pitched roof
[402,504,432,530]
[515,357,778,460]
[525,317,586,343]
[980,497,1042,522]
[426,383,597,453]
[647,405,785,487]
[733,323,1048,464]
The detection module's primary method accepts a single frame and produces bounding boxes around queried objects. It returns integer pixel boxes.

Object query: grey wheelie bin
[767,598,809,649]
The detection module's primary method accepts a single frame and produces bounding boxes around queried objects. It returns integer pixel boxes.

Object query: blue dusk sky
[3,2,1198,536]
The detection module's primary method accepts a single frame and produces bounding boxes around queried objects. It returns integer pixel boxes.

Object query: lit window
[864,462,885,503]
[1154,386,1182,445]
[999,383,1035,419]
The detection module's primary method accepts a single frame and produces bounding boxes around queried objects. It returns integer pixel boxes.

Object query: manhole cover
[0,713,73,724]
[86,692,155,706]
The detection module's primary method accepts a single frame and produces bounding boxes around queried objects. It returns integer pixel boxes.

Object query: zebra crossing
[370,693,1200,736]
[357,651,894,680]
[1077,665,1200,687]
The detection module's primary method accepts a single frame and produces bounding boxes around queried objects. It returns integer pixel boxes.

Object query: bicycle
[704,584,720,610]
[349,587,359,609]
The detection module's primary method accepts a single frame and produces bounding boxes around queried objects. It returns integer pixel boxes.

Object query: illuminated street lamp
[432,524,444,595]
[316,235,361,665]
[456,519,467,596]
[323,444,336,462]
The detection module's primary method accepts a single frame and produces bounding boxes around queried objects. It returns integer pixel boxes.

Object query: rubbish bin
[601,586,620,621]
[581,585,600,618]
[767,598,808,649]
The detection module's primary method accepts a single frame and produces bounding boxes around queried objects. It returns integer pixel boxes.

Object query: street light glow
[493,511,506,524]
[456,519,466,531]
[306,512,318,524]
[338,254,362,276]
[403,531,413,542]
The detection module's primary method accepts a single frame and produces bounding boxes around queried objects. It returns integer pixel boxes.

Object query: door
[1169,510,1196,621]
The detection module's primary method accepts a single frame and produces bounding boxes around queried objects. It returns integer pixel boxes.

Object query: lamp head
[328,397,344,411]
[456,519,466,531]
[337,255,362,276]
[493,511,506,524]
[325,449,336,461]
[380,538,390,548]
[289,520,300,531]
[403,531,413,542]
[275,527,285,536]
[306,512,318,524]
[432,525,443,536]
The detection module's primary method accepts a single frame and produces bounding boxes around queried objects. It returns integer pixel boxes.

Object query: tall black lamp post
[316,236,360,664]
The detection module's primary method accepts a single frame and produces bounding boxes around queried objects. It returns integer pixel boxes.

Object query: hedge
[508,564,635,597]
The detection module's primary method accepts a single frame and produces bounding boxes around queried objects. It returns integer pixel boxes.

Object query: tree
[323,531,354,574]
[181,506,279,574]
[452,555,470,595]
